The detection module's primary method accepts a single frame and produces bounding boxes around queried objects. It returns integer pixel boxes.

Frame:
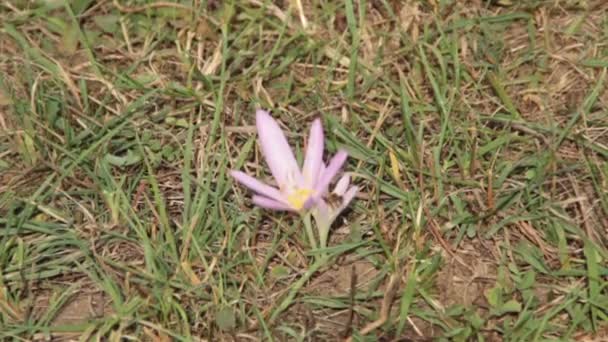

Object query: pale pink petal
[302,118,324,187]
[314,150,348,195]
[256,110,301,189]
[230,170,286,203]
[340,186,358,210]
[318,163,326,179]
[333,174,350,196]
[315,163,329,196]
[325,186,357,228]
[252,195,293,211]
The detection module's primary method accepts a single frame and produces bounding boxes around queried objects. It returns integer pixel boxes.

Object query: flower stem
[319,221,330,250]
[302,212,317,250]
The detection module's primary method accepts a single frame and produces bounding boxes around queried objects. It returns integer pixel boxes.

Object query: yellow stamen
[287,188,313,210]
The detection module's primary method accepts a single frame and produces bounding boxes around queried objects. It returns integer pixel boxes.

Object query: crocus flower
[231,109,348,212]
[312,173,358,248]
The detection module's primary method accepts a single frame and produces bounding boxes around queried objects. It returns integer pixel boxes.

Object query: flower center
[287,188,313,210]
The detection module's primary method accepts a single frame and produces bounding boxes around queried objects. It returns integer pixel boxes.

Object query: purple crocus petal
[302,118,324,187]
[230,170,286,203]
[252,195,294,211]
[302,195,320,211]
[318,163,326,179]
[314,163,329,197]
[256,109,302,189]
[314,150,348,195]
[333,174,350,196]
